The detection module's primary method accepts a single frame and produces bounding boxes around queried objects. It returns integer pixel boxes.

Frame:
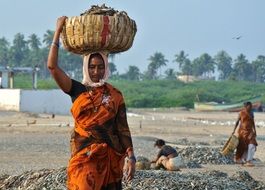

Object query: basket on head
[221,134,239,156]
[60,4,137,55]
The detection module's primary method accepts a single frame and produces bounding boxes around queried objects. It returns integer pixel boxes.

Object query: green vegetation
[1,33,265,82]
[13,74,265,108]
[110,80,265,108]
[14,74,57,89]
[2,32,265,108]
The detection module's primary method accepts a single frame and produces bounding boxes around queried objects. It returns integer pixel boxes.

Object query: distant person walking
[233,102,258,166]
[151,139,183,171]
[47,16,135,190]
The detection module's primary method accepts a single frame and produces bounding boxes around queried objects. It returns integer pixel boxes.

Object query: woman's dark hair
[244,101,252,107]
[88,53,104,65]
[154,139,165,147]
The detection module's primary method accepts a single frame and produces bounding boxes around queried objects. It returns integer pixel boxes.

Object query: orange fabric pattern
[67,83,133,190]
[235,109,257,160]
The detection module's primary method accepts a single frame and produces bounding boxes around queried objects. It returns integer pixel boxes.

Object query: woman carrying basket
[233,102,258,167]
[47,16,136,190]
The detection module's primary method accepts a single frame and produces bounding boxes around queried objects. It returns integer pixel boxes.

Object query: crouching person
[151,139,184,171]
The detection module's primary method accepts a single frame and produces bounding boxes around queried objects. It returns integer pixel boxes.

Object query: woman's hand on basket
[56,16,67,33]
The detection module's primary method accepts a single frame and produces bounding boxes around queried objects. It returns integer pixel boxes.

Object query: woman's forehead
[89,57,104,65]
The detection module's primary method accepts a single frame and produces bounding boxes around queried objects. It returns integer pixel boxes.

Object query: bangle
[126,147,134,154]
[51,41,60,48]
[128,155,136,163]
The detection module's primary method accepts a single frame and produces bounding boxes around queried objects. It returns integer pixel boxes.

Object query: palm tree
[10,33,29,67]
[174,50,188,68]
[126,65,141,80]
[146,52,168,79]
[252,55,265,82]
[0,37,10,67]
[165,68,176,80]
[192,53,215,77]
[200,53,215,77]
[174,50,192,75]
[214,51,232,80]
[43,30,54,48]
[28,34,41,51]
[181,59,193,75]
[27,34,42,67]
[233,54,252,81]
[109,62,117,76]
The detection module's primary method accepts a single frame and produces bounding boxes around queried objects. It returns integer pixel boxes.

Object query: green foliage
[0,37,9,67]
[13,75,265,108]
[110,80,265,108]
[214,50,233,80]
[252,55,265,82]
[174,50,192,75]
[14,74,57,89]
[121,65,141,80]
[164,68,176,80]
[234,54,252,81]
[145,52,168,80]
[109,62,117,76]
[2,32,265,109]
[192,53,215,77]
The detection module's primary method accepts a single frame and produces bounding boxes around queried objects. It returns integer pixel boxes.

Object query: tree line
[0,31,82,79]
[1,32,265,82]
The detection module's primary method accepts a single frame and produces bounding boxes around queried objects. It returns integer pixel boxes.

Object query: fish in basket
[61,4,137,55]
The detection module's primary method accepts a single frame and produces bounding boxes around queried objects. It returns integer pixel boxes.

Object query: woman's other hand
[124,158,135,181]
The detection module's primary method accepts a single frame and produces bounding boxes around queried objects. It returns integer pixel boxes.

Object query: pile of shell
[135,156,151,170]
[175,138,210,146]
[125,170,265,190]
[1,168,264,190]
[175,138,226,146]
[0,168,66,190]
[179,146,234,167]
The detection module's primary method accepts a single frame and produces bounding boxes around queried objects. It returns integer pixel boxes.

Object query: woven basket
[61,5,137,55]
[221,134,239,156]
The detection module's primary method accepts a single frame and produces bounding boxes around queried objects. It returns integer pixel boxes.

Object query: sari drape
[235,109,257,160]
[67,84,133,190]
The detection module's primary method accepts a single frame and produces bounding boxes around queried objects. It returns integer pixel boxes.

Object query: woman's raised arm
[47,16,72,93]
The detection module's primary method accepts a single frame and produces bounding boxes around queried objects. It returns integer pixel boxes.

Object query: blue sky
[0,0,264,73]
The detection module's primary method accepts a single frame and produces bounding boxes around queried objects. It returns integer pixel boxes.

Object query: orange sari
[235,109,257,160]
[67,83,133,190]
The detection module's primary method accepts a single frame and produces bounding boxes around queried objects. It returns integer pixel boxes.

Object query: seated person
[151,139,183,171]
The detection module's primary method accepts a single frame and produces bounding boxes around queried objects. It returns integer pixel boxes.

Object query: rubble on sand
[1,168,264,190]
[179,146,234,168]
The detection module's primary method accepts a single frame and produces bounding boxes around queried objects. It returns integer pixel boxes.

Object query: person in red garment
[47,16,136,190]
[233,102,258,167]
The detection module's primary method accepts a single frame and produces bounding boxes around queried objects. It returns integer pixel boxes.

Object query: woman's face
[246,104,252,112]
[88,56,105,83]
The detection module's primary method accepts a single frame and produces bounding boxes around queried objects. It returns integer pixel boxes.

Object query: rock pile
[179,146,234,168]
[135,156,151,170]
[1,168,264,190]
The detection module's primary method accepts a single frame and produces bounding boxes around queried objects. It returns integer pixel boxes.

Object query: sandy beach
[0,109,265,189]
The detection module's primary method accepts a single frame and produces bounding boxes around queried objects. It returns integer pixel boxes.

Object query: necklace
[85,85,109,113]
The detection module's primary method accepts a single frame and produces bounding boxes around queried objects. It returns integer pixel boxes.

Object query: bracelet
[128,155,136,163]
[126,147,134,154]
[51,41,60,48]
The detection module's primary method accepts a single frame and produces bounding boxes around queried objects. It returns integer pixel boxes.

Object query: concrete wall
[20,89,72,115]
[0,89,21,111]
[0,89,72,115]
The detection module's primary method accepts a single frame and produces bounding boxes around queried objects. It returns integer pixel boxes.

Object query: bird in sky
[232,36,242,40]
